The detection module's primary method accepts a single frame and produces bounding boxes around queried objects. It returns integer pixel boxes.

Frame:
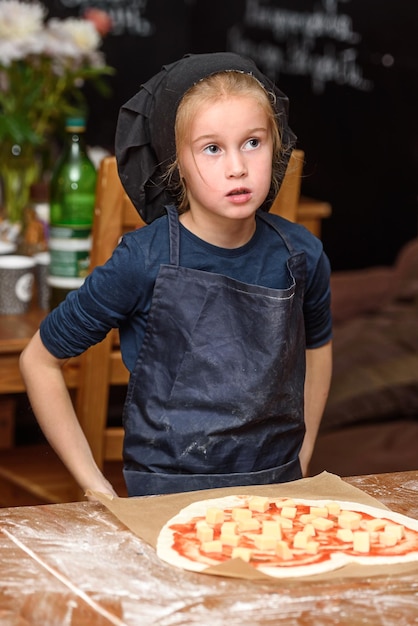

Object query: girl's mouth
[227,188,250,196]
[227,188,252,204]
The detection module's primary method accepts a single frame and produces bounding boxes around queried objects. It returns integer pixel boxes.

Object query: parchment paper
[90,471,418,581]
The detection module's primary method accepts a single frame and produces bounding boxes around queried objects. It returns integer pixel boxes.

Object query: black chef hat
[115,52,296,224]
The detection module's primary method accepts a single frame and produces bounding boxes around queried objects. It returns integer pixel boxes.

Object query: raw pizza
[156,494,418,578]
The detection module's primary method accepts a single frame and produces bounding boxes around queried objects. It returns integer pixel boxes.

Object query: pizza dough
[156,495,418,578]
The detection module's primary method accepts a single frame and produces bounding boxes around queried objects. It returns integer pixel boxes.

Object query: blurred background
[45,0,418,272]
[1,1,417,503]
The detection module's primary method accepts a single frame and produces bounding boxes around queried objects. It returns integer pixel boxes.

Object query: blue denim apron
[123,206,306,495]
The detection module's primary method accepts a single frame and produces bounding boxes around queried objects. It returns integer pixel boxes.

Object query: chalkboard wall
[45,0,418,271]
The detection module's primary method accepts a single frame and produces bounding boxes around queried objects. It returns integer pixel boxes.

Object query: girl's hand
[85,477,119,501]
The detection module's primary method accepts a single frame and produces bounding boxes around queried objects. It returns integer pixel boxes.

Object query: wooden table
[1,470,417,625]
[0,306,81,396]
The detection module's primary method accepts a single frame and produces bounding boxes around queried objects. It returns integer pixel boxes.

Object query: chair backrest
[75,150,304,470]
[75,156,145,468]
[269,149,304,222]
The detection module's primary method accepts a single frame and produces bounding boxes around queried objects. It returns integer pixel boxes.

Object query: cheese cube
[253,534,278,550]
[262,520,282,538]
[220,521,239,546]
[232,507,252,522]
[310,506,329,518]
[220,532,240,547]
[306,540,320,554]
[300,513,316,524]
[353,531,370,553]
[205,507,224,525]
[275,498,296,508]
[336,528,354,542]
[293,531,308,549]
[196,524,214,543]
[281,506,297,519]
[220,521,237,535]
[275,540,293,560]
[276,516,293,529]
[248,496,270,513]
[312,517,334,531]
[232,547,252,562]
[338,512,362,530]
[325,501,341,516]
[384,523,404,540]
[201,540,223,553]
[369,531,380,544]
[364,518,387,532]
[303,523,316,538]
[379,531,398,547]
[238,518,260,532]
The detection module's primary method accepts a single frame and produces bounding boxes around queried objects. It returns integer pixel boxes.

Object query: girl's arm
[19,330,117,499]
[299,340,333,476]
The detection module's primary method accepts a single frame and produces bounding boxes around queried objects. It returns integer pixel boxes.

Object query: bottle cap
[65,117,86,131]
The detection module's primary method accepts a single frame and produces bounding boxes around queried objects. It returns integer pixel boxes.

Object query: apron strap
[257,209,297,255]
[165,204,298,266]
[165,204,181,266]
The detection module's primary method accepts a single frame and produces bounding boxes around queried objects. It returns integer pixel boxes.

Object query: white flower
[0,0,113,151]
[0,0,45,39]
[48,18,100,55]
[0,0,46,65]
[43,18,105,72]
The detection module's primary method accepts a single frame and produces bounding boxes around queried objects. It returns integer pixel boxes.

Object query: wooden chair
[0,158,144,505]
[75,158,145,476]
[0,151,303,506]
[270,149,304,222]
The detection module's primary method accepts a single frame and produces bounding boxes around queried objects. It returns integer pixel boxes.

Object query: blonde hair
[166,71,286,213]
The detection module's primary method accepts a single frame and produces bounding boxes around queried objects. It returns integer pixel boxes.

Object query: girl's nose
[226,151,247,178]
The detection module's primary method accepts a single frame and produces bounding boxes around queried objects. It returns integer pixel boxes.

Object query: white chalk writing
[228,0,373,93]
[59,0,155,36]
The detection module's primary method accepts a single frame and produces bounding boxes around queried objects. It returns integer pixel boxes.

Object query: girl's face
[178,95,273,226]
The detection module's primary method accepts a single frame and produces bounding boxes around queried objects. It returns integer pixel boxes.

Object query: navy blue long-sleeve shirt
[41,211,332,373]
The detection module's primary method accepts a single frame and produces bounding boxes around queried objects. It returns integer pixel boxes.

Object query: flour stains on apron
[123,206,306,495]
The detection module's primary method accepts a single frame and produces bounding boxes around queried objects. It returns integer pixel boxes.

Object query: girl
[20,52,332,497]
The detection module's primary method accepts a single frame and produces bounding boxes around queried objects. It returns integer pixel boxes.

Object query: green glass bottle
[48,117,97,307]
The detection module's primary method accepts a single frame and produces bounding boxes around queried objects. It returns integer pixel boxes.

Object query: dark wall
[46,0,418,271]
[188,0,418,271]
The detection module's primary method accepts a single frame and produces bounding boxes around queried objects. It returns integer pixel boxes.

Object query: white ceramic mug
[0,255,35,314]
[0,241,17,255]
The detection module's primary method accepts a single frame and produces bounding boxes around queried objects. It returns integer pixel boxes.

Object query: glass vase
[0,143,39,226]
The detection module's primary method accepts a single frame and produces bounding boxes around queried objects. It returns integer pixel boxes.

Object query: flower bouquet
[0,0,113,237]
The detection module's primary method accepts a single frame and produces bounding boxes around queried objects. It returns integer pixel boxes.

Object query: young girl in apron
[20,52,333,497]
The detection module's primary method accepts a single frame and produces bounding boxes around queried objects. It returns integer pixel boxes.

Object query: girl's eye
[245,138,260,150]
[203,144,220,155]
